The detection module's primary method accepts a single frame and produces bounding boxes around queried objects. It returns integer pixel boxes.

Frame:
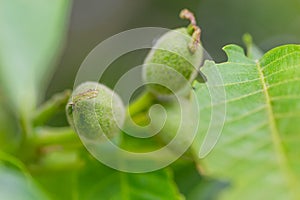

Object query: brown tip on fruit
[180,9,202,53]
[189,25,201,53]
[73,89,99,104]
[180,9,196,26]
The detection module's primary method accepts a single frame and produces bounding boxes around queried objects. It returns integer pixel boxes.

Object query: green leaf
[77,155,183,200]
[194,44,300,199]
[31,149,83,200]
[0,0,71,115]
[172,160,228,200]
[0,101,21,153]
[0,165,49,200]
[33,152,182,199]
[34,170,78,200]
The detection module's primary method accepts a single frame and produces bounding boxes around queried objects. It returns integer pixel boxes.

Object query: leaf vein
[271,95,300,101]
[264,64,300,79]
[221,121,269,147]
[200,89,263,110]
[261,51,300,71]
[211,77,261,87]
[267,78,300,89]
[257,60,298,197]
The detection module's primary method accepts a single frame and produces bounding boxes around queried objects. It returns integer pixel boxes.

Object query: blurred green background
[0,1,299,199]
[47,0,300,100]
[2,0,299,142]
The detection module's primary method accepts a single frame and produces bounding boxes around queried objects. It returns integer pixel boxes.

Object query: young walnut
[143,9,203,98]
[66,82,125,141]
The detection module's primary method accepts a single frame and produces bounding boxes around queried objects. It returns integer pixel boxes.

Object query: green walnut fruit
[143,10,203,97]
[66,82,125,141]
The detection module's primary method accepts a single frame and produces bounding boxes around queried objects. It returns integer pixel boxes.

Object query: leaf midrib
[256,60,298,199]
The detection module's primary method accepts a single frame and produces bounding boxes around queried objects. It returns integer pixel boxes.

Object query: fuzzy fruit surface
[66,82,125,141]
[143,28,203,96]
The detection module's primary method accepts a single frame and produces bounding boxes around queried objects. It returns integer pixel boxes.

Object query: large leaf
[0,0,71,115]
[33,151,182,199]
[0,164,49,200]
[77,155,183,200]
[172,160,228,200]
[34,169,78,200]
[194,44,300,199]
[31,149,82,200]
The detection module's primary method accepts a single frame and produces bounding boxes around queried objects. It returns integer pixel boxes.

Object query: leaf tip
[222,44,254,64]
